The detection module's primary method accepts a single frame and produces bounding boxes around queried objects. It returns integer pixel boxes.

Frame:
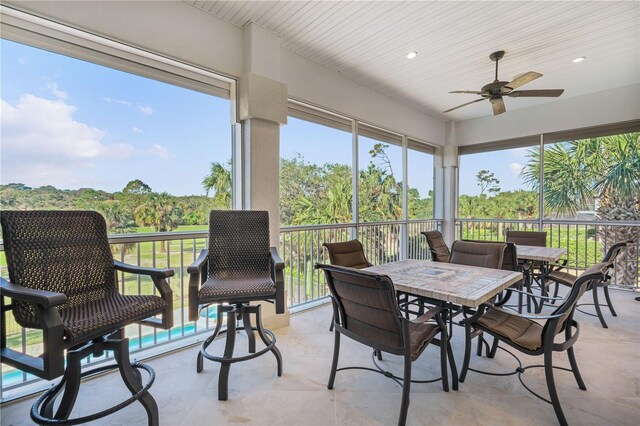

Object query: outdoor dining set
[320,231,628,426]
[0,210,631,426]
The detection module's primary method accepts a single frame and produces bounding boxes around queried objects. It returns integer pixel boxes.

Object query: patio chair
[414,240,506,326]
[188,210,284,401]
[459,261,612,426]
[0,210,173,425]
[317,264,451,426]
[322,239,372,269]
[461,240,529,312]
[449,240,508,357]
[421,230,451,262]
[505,230,559,299]
[322,239,372,332]
[449,240,506,269]
[547,240,631,328]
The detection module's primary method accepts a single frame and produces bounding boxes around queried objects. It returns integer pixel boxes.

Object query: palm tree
[522,132,639,285]
[202,161,232,208]
[134,192,182,252]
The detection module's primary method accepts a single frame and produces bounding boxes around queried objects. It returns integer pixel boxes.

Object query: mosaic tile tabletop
[517,245,567,262]
[365,260,522,308]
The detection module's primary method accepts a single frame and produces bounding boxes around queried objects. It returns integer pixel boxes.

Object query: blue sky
[281,117,434,199]
[459,147,534,196]
[1,39,532,200]
[1,39,231,196]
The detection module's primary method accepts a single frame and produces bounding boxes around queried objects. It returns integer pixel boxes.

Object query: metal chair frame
[318,264,452,426]
[459,264,610,426]
[550,240,631,328]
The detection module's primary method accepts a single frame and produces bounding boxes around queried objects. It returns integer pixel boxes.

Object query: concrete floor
[1,288,639,425]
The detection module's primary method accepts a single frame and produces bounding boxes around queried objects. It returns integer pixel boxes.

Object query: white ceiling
[185,1,640,121]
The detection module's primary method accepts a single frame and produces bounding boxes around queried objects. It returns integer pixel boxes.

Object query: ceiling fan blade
[491,98,506,115]
[443,98,485,113]
[508,89,564,98]
[449,90,484,94]
[504,71,542,90]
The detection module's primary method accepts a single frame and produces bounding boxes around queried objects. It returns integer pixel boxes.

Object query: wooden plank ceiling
[185,1,640,121]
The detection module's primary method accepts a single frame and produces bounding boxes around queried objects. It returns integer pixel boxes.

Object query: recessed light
[572,56,585,63]
[406,51,418,59]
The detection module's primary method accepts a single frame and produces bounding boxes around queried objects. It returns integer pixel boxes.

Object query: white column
[239,23,290,329]
[439,122,459,245]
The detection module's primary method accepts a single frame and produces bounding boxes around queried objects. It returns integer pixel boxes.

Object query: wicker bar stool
[188,210,285,401]
[0,211,173,425]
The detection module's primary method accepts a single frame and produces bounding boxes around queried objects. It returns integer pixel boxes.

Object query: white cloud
[46,82,67,100]
[102,97,132,107]
[508,162,524,175]
[132,127,143,134]
[137,104,153,116]
[18,55,28,65]
[1,94,133,187]
[148,144,170,160]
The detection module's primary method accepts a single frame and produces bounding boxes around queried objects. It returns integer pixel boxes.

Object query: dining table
[516,245,567,263]
[516,245,567,311]
[365,259,523,308]
[364,259,523,388]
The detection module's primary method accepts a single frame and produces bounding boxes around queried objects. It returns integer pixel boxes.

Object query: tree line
[0,177,227,237]
[2,133,637,229]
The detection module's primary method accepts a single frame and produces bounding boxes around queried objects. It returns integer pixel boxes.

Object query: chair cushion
[475,307,543,351]
[407,321,439,360]
[199,277,276,303]
[60,293,166,344]
[547,270,578,287]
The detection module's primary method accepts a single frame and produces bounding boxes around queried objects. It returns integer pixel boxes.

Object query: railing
[1,218,441,400]
[455,218,640,288]
[279,219,441,307]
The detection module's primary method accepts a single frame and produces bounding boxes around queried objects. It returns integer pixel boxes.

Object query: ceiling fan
[444,50,564,116]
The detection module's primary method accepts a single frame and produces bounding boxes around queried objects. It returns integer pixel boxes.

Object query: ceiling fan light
[572,56,586,63]
[406,51,418,59]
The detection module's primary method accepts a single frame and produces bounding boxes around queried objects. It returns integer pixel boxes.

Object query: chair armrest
[549,259,568,271]
[270,247,284,270]
[482,304,564,321]
[411,306,444,324]
[503,287,565,302]
[114,261,174,279]
[519,313,565,320]
[0,276,67,308]
[113,261,173,329]
[188,249,209,322]
[520,261,532,272]
[1,277,66,379]
[270,247,285,314]
[187,249,209,274]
